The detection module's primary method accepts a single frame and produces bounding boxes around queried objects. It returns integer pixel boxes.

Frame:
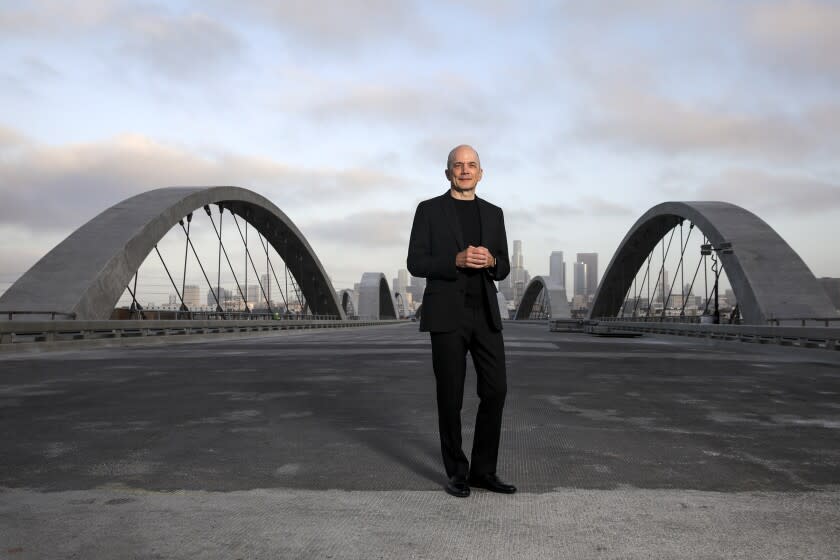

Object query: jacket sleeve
[487,208,510,282]
[407,201,458,281]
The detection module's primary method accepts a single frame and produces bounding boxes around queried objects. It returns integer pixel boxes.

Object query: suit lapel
[440,192,465,250]
[476,195,491,246]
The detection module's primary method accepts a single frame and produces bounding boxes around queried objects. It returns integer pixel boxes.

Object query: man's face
[445,147,483,192]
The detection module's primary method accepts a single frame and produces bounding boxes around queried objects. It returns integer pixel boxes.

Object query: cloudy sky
[1,0,838,296]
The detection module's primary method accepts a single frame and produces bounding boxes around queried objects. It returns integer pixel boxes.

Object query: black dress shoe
[468,473,517,494]
[445,475,470,498]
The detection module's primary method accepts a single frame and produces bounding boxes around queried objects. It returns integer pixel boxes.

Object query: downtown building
[572,253,598,311]
[499,240,530,308]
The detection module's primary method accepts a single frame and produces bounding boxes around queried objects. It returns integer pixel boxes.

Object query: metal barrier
[3,311,78,320]
[3,309,346,321]
[579,319,840,350]
[765,317,840,327]
[597,315,840,327]
[0,318,405,349]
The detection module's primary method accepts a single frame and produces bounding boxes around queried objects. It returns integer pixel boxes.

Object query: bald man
[407,145,516,498]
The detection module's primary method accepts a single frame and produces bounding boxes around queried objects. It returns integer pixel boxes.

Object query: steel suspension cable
[154,245,185,310]
[180,213,192,311]
[680,222,686,313]
[244,220,248,311]
[231,214,273,313]
[204,206,249,312]
[662,221,694,317]
[646,226,678,318]
[205,205,223,310]
[255,232,290,310]
[632,251,654,317]
[680,254,705,316]
[179,217,221,312]
[265,232,270,309]
[126,273,144,319]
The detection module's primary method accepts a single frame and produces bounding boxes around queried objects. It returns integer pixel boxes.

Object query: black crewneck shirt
[453,198,485,308]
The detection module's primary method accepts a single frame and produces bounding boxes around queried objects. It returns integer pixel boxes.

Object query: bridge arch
[0,186,346,320]
[589,201,836,324]
[339,289,357,317]
[514,276,571,320]
[356,272,398,320]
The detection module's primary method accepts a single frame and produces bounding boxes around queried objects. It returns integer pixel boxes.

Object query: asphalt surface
[1,322,839,558]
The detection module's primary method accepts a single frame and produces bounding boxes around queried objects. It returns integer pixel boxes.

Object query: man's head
[445,144,483,195]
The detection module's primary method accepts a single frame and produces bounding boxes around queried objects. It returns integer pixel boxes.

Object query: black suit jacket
[407,191,510,332]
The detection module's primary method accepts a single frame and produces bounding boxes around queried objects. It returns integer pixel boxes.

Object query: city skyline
[1,2,838,295]
[114,247,834,318]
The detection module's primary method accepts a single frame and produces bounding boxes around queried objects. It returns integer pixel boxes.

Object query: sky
[1,0,839,297]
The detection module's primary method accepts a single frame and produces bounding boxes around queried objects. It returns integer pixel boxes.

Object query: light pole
[700,242,733,324]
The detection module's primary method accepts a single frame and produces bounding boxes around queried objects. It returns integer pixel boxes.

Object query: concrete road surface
[2,322,839,559]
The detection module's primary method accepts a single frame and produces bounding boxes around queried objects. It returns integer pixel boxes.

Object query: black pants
[430,303,507,479]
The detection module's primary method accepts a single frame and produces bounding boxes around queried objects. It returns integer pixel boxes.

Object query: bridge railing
[596,315,840,327]
[118,310,343,321]
[3,311,78,320]
[582,317,840,350]
[0,317,405,349]
[2,310,346,321]
[765,317,840,327]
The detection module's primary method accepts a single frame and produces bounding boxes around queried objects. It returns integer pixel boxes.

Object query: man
[407,144,516,498]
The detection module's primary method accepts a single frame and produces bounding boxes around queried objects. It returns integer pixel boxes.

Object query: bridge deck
[2,323,839,558]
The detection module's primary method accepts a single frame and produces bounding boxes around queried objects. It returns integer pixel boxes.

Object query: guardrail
[0,318,405,350]
[579,319,840,350]
[596,315,840,327]
[765,317,840,327]
[2,310,346,321]
[547,318,586,332]
[3,310,78,320]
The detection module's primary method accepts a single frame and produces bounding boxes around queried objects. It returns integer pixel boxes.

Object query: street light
[701,241,734,324]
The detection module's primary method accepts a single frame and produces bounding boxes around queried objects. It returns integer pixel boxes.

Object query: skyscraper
[512,240,523,270]
[576,253,598,300]
[398,269,409,292]
[246,284,261,308]
[549,251,565,289]
[260,273,272,304]
[183,284,201,309]
[207,287,230,307]
[654,268,670,307]
[573,262,587,298]
[502,240,530,307]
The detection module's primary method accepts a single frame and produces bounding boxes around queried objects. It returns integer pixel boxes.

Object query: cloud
[696,168,840,215]
[745,0,840,82]
[270,64,507,134]
[303,210,413,248]
[0,128,400,231]
[0,3,242,80]
[0,224,65,283]
[0,0,116,34]
[228,0,426,50]
[556,0,715,19]
[579,196,634,216]
[120,12,242,78]
[304,83,495,127]
[506,203,580,224]
[0,125,29,150]
[505,198,631,234]
[21,55,61,79]
[572,82,839,160]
